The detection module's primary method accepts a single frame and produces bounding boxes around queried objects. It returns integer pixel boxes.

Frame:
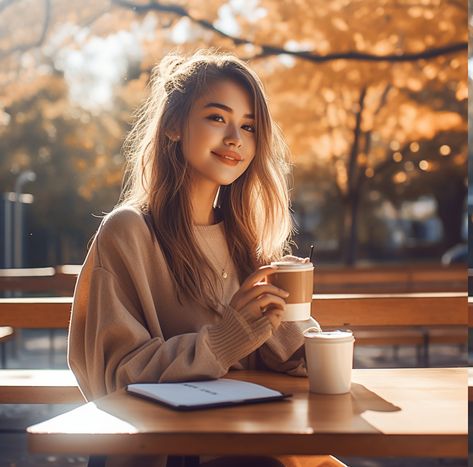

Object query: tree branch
[0,0,50,59]
[248,42,466,63]
[1,0,467,65]
[111,0,248,45]
[114,0,467,63]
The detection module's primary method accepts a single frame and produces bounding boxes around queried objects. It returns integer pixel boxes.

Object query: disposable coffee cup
[267,261,314,321]
[303,329,355,394]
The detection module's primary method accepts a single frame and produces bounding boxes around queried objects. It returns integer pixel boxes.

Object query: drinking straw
[309,244,314,262]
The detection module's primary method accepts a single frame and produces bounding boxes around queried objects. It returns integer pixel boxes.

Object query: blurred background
[0,0,467,269]
[0,2,468,466]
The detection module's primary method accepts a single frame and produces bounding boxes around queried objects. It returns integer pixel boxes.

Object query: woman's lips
[211,151,241,167]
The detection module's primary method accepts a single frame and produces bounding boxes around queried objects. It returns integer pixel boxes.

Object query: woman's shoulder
[102,205,144,227]
[97,205,150,244]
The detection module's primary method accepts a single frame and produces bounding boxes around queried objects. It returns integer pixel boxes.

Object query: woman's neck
[190,181,220,226]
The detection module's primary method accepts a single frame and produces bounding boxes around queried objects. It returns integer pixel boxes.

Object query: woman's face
[181,79,257,188]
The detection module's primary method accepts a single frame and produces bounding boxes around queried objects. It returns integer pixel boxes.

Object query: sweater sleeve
[255,317,321,376]
[68,213,272,401]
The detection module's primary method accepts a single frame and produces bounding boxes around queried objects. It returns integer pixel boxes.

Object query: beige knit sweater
[68,206,309,402]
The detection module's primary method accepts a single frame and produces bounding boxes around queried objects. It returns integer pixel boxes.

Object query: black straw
[309,244,314,262]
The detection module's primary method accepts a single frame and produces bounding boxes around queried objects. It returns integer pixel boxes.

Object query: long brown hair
[118,49,293,307]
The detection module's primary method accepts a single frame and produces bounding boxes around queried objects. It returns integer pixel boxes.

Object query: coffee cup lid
[271,261,313,271]
[304,329,354,343]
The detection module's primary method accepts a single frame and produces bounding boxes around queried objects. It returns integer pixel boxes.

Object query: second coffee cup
[267,261,314,321]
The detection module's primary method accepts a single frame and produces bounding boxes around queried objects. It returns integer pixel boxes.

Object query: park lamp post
[12,170,36,268]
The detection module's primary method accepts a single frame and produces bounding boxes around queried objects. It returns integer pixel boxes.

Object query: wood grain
[27,368,467,458]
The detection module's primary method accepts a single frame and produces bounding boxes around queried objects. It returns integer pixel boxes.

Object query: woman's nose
[223,125,242,148]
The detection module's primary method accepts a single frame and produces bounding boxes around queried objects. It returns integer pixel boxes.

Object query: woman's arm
[69,263,274,400]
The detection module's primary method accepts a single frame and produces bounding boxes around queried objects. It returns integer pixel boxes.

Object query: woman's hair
[118,49,293,307]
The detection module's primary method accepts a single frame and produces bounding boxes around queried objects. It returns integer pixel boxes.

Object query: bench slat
[0,369,83,404]
[0,293,466,329]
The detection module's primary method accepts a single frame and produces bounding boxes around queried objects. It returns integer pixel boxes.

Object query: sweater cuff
[207,306,271,370]
[265,321,305,362]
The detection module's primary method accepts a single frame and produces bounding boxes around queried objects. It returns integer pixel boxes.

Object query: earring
[166,133,180,142]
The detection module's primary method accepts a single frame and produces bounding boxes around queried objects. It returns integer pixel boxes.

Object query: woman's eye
[207,114,224,123]
[242,124,256,133]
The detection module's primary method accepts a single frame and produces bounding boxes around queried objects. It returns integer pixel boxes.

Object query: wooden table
[27,368,467,458]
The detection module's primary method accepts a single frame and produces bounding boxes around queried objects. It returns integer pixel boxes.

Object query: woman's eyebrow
[203,102,255,119]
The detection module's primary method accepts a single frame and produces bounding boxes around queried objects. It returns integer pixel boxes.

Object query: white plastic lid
[304,329,354,343]
[271,261,314,271]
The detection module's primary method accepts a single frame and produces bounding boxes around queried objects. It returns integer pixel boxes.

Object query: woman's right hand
[229,265,289,331]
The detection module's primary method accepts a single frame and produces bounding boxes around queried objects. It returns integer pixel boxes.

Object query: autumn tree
[0,0,467,265]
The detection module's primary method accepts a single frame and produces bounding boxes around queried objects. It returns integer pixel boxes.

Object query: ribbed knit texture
[207,306,272,369]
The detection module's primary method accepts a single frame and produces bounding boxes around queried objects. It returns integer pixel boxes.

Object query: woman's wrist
[207,306,271,369]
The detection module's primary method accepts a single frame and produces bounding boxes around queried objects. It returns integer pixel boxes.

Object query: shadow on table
[305,383,400,433]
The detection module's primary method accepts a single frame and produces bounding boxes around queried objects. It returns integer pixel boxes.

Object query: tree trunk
[342,86,367,265]
[435,176,466,252]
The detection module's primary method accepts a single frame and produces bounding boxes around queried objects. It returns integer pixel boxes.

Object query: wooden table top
[27,368,467,458]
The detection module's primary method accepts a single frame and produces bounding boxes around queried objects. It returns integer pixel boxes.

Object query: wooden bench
[0,266,79,367]
[315,292,467,365]
[0,265,464,366]
[0,293,464,329]
[0,297,82,403]
[0,266,79,296]
[0,264,465,295]
[316,264,465,294]
[0,292,465,405]
[0,369,81,403]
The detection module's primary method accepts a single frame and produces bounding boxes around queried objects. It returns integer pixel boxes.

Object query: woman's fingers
[231,283,288,310]
[264,309,283,330]
[256,294,286,311]
[235,294,286,325]
[239,265,277,290]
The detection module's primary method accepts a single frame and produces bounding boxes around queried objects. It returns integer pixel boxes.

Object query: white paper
[128,378,284,407]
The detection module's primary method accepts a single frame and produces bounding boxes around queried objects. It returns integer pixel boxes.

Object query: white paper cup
[303,329,355,394]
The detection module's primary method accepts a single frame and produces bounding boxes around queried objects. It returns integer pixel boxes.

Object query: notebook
[127,378,291,411]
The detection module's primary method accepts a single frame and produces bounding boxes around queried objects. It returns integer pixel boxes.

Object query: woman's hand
[229,265,289,331]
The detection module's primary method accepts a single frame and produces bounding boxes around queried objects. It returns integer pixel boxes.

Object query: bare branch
[248,42,466,63]
[114,0,467,64]
[111,0,247,45]
[0,0,50,59]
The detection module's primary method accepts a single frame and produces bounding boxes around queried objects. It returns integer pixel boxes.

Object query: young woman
[68,49,319,467]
